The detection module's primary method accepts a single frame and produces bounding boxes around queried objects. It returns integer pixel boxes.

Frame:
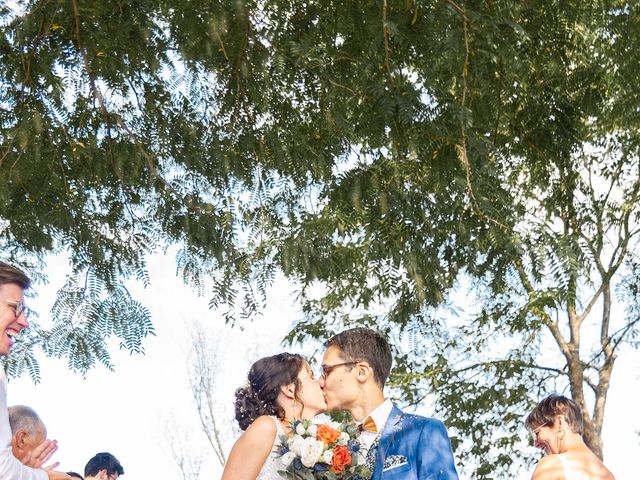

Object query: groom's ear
[355,362,373,383]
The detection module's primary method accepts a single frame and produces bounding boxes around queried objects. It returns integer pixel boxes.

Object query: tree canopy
[2,1,639,477]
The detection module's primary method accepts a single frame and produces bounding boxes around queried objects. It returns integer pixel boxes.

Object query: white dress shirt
[357,398,393,451]
[0,369,47,480]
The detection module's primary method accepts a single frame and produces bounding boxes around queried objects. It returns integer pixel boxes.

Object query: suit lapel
[373,405,405,479]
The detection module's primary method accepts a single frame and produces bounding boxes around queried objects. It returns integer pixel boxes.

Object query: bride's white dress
[257,416,287,479]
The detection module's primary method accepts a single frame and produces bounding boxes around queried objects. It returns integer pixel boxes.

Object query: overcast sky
[6,252,639,480]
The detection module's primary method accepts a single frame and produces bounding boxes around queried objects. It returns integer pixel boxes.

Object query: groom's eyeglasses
[320,361,360,380]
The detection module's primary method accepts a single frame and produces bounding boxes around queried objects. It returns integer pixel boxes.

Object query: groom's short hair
[326,328,392,387]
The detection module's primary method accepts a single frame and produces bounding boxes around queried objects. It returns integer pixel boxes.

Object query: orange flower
[330,445,352,474]
[316,424,341,444]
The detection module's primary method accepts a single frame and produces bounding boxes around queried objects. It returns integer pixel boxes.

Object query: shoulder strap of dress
[556,454,570,478]
[271,415,285,436]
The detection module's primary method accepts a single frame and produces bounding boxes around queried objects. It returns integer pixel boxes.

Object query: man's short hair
[8,405,44,436]
[326,327,392,387]
[84,452,124,477]
[67,473,84,479]
[0,262,31,289]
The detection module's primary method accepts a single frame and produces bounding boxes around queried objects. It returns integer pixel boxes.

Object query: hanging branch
[449,0,510,232]
[382,0,397,90]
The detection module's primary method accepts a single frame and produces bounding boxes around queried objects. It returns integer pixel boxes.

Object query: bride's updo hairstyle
[235,353,304,431]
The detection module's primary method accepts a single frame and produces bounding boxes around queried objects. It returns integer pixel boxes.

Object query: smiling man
[0,261,70,480]
[320,327,459,480]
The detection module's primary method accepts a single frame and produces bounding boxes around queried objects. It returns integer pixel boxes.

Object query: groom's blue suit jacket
[372,405,459,480]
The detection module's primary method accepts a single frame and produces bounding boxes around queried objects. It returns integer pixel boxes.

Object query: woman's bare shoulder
[244,415,278,438]
[556,450,616,480]
[221,416,278,480]
[532,455,563,480]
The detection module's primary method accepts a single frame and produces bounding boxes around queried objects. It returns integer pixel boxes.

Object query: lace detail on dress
[256,416,287,480]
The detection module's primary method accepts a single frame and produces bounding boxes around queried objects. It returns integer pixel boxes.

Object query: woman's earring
[556,430,565,452]
[292,399,298,419]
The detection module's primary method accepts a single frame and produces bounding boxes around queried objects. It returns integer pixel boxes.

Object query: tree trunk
[582,417,603,459]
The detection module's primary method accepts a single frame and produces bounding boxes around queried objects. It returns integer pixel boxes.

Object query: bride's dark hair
[235,353,305,431]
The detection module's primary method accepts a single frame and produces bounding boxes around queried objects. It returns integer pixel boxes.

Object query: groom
[320,327,459,479]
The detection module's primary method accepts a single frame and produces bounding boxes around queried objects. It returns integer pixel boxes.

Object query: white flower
[300,437,325,468]
[338,432,350,444]
[288,435,305,456]
[296,422,307,436]
[307,424,318,437]
[280,451,296,467]
[321,449,334,464]
[329,421,340,430]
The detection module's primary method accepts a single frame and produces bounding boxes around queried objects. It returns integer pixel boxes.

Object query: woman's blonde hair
[525,394,584,435]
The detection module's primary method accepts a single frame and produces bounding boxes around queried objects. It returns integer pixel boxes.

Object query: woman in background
[526,395,614,480]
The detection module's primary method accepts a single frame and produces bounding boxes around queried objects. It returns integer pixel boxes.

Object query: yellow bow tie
[359,416,377,433]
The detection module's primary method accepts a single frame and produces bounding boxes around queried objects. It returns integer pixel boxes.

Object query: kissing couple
[221,327,459,479]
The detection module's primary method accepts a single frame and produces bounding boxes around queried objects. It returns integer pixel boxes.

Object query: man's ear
[14,429,28,449]
[355,362,372,383]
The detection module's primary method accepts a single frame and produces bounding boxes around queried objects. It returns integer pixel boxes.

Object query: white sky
[6,252,639,480]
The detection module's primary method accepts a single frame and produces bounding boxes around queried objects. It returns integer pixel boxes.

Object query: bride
[221,352,327,479]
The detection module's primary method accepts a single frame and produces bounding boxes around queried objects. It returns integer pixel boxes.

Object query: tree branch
[449,0,510,232]
[436,359,566,377]
[583,373,598,395]
[70,0,211,215]
[325,78,358,96]
[600,285,613,359]
[576,282,607,324]
[608,314,640,354]
[578,170,640,323]
[513,261,570,355]
[382,0,397,89]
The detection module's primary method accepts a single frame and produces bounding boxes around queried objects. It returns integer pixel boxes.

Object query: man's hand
[22,439,58,469]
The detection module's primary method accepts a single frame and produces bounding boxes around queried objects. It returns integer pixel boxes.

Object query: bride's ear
[280,383,296,399]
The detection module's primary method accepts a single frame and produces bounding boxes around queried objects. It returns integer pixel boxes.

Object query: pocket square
[383,454,408,471]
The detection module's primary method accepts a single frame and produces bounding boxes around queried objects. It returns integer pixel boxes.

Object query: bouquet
[277,418,371,479]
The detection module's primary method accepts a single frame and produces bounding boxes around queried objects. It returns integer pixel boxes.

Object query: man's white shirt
[0,369,47,480]
[357,398,393,451]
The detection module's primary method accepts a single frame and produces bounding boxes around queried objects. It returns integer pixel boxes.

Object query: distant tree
[166,321,263,478]
[2,1,639,477]
[187,324,230,467]
[164,415,204,480]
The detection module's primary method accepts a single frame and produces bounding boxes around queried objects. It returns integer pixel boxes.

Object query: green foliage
[2,1,640,477]
[2,267,154,379]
